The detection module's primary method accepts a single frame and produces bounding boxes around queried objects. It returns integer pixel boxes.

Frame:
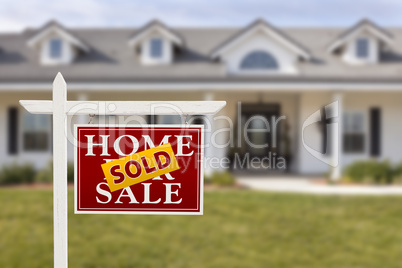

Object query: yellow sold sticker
[101,143,180,192]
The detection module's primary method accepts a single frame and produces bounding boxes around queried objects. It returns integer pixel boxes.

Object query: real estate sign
[75,125,204,215]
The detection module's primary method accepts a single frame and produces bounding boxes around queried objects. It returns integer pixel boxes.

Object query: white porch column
[204,92,214,176]
[331,92,343,180]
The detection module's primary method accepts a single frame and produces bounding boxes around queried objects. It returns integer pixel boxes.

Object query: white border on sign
[77,127,201,211]
[74,124,204,215]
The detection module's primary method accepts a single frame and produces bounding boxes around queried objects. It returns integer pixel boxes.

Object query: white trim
[6,82,402,92]
[128,25,183,47]
[328,24,393,53]
[28,25,89,52]
[212,23,311,60]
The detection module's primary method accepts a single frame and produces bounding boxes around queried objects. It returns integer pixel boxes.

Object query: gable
[128,20,183,48]
[327,19,394,65]
[27,21,89,52]
[26,21,90,65]
[127,20,184,65]
[328,19,393,53]
[211,19,311,61]
[219,28,300,74]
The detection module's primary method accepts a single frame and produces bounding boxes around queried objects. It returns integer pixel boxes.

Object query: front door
[237,103,282,171]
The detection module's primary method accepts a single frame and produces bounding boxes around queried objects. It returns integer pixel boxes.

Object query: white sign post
[19,73,226,268]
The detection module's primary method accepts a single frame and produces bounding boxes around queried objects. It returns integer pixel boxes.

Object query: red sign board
[75,125,204,215]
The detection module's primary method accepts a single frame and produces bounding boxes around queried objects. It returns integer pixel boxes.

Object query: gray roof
[1,19,402,84]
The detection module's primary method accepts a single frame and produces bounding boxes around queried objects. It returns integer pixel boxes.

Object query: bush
[208,171,235,186]
[344,160,393,184]
[0,163,36,185]
[67,162,74,183]
[34,161,74,184]
[392,162,402,184]
[34,161,52,183]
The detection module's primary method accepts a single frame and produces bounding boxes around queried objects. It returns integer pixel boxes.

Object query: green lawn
[0,189,401,268]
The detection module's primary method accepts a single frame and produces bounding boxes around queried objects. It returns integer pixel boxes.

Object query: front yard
[0,189,401,267]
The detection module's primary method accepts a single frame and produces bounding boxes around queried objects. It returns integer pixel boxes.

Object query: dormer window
[240,51,278,70]
[49,38,62,59]
[150,38,163,58]
[128,20,184,65]
[27,21,90,65]
[328,19,393,65]
[356,38,369,58]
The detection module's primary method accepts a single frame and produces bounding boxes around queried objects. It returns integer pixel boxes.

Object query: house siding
[298,91,402,175]
[1,89,402,174]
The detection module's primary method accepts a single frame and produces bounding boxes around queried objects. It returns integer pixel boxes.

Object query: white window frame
[149,38,163,59]
[240,50,279,70]
[20,111,52,153]
[228,46,297,75]
[343,110,367,154]
[49,38,63,59]
[40,37,73,65]
[355,38,369,59]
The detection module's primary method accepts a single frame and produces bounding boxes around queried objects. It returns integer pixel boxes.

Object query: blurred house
[1,18,402,178]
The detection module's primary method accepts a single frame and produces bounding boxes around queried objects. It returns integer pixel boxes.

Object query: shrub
[0,163,36,185]
[344,160,393,184]
[392,162,402,184]
[204,174,212,184]
[34,161,52,183]
[34,161,75,184]
[67,162,74,183]
[209,171,235,186]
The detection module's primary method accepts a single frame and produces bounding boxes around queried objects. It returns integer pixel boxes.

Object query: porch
[210,90,402,179]
[1,89,402,180]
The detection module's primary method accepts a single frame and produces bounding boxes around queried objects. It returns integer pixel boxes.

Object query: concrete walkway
[236,176,402,195]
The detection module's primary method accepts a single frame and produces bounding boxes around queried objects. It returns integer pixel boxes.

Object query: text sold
[101,143,180,192]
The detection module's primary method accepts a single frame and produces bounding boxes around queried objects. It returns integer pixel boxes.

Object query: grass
[0,189,401,268]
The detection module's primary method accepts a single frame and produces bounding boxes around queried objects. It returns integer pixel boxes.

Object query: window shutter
[147,115,157,124]
[8,107,18,155]
[370,108,381,157]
